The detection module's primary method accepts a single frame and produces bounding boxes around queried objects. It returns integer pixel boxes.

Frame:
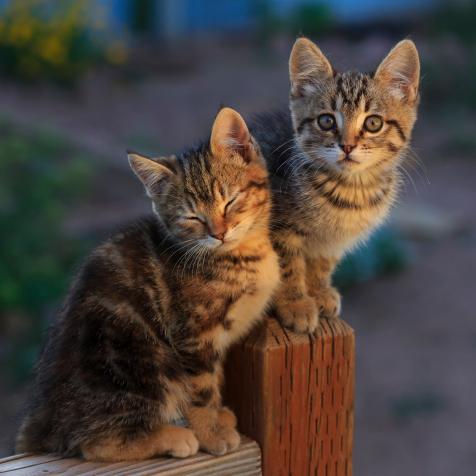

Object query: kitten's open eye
[364,115,383,133]
[317,114,336,131]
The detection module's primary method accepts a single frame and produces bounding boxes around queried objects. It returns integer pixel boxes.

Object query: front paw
[199,425,240,456]
[166,427,200,458]
[314,286,341,319]
[217,406,237,429]
[188,407,240,456]
[275,296,318,334]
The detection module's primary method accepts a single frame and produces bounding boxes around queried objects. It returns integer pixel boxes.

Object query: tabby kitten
[252,38,420,333]
[16,107,280,461]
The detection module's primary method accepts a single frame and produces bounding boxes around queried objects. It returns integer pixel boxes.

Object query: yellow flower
[7,20,33,45]
[38,36,66,64]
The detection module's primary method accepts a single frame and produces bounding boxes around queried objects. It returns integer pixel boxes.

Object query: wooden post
[224,317,355,476]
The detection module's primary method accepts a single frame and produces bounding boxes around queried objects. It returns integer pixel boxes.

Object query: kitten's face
[289,39,420,176]
[159,149,269,251]
[129,108,269,252]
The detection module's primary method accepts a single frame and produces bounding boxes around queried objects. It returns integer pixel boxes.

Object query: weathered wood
[224,317,355,476]
[0,437,261,475]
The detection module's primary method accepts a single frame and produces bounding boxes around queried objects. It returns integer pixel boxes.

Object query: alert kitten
[16,107,280,461]
[252,38,420,333]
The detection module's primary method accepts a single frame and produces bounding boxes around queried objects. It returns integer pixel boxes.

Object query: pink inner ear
[211,108,253,162]
[230,130,252,163]
[218,118,252,162]
[229,116,250,149]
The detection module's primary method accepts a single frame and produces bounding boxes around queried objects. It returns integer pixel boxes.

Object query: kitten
[16,107,280,461]
[252,38,420,333]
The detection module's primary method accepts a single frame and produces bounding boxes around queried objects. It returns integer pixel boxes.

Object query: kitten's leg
[81,424,199,461]
[306,255,341,319]
[186,368,240,456]
[273,237,318,333]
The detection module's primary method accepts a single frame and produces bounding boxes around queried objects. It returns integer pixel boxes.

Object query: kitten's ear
[128,152,176,197]
[374,39,420,104]
[289,37,333,96]
[210,107,254,163]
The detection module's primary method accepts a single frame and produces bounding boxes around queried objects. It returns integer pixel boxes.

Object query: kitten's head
[289,38,420,176]
[129,107,270,252]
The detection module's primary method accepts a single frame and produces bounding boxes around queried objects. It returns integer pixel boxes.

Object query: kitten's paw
[276,296,318,334]
[217,407,237,429]
[188,407,240,456]
[314,286,341,319]
[219,426,241,453]
[200,426,241,456]
[161,426,199,458]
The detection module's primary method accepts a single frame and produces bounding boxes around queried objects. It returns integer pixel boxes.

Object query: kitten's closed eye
[224,195,239,215]
[185,216,205,224]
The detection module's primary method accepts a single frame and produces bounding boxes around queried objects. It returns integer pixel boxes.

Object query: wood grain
[0,437,261,475]
[224,317,355,476]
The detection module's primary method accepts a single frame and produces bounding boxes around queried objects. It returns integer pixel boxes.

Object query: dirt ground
[1,37,475,475]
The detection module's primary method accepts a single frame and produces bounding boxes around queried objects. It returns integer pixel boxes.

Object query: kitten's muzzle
[337,154,360,166]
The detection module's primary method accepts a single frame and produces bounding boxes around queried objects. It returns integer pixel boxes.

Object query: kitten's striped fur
[252,38,420,333]
[16,108,280,461]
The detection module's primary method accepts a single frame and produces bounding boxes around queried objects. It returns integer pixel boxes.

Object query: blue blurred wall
[0,0,438,36]
[151,0,437,37]
[274,0,437,19]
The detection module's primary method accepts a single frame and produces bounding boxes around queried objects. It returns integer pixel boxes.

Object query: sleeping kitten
[252,38,420,333]
[16,107,280,461]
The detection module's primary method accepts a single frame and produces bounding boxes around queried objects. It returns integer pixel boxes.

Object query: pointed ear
[289,37,333,97]
[128,152,176,197]
[374,39,420,104]
[210,107,254,163]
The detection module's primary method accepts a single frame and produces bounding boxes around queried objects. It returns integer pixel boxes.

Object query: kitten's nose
[209,220,227,242]
[339,144,356,155]
[211,231,226,241]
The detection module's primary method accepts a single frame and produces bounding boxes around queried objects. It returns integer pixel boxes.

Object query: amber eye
[364,115,383,133]
[317,114,336,131]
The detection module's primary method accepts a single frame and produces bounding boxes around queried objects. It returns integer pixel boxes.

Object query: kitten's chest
[307,198,392,256]
[213,250,280,353]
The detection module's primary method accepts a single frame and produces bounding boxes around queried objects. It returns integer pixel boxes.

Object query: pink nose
[339,144,356,155]
[211,231,226,241]
[209,220,227,241]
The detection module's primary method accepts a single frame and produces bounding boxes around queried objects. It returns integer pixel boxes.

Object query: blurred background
[0,0,475,474]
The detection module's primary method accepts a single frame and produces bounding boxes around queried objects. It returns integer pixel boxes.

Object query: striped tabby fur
[252,38,420,333]
[16,108,280,461]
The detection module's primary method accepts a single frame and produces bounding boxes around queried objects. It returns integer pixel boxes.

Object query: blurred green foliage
[254,1,334,47]
[0,0,128,84]
[129,0,156,35]
[424,1,476,111]
[429,0,476,44]
[443,122,476,155]
[391,391,446,423]
[334,228,410,291]
[0,123,92,381]
[287,3,334,37]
